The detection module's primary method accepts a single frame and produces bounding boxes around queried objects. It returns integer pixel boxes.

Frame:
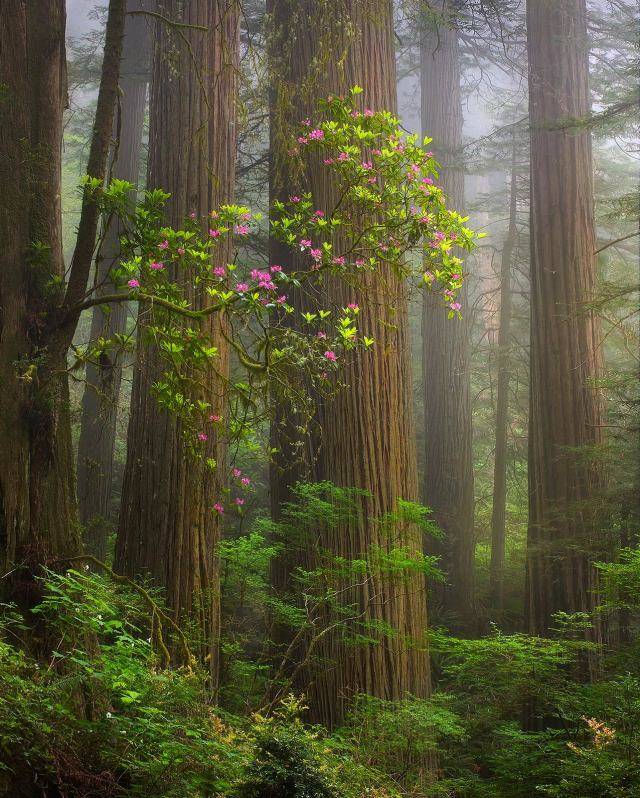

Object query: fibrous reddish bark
[525,0,605,638]
[115,0,240,684]
[0,0,126,594]
[269,0,431,727]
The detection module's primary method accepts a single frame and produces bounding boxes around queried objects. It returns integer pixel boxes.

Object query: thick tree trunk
[489,135,518,612]
[525,0,605,639]
[115,0,239,685]
[0,1,79,593]
[420,5,476,632]
[269,0,431,728]
[77,1,153,561]
[1,0,126,608]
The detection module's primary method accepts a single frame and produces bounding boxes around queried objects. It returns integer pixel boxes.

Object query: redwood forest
[0,1,638,796]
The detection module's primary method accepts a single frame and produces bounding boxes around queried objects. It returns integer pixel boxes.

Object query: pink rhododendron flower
[235,283,248,292]
[337,152,349,162]
[234,225,249,236]
[177,247,185,256]
[198,432,208,442]
[316,331,327,339]
[314,210,325,217]
[310,248,322,261]
[452,273,461,280]
[276,295,287,304]
[189,212,196,219]
[355,258,365,267]
[234,497,245,506]
[213,503,224,514]
[241,477,251,486]
[324,350,337,362]
[270,264,282,273]
[450,302,462,311]
[299,239,312,250]
[209,229,221,238]
[158,240,169,250]
[361,160,373,170]
[290,195,301,203]
[347,303,359,311]
[297,136,308,144]
[232,468,242,478]
[363,108,374,117]
[323,158,335,165]
[209,414,222,422]
[213,266,226,277]
[332,256,346,266]
[309,129,324,140]
[149,261,164,270]
[127,278,140,288]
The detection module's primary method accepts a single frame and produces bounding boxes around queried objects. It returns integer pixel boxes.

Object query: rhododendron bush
[79,88,476,468]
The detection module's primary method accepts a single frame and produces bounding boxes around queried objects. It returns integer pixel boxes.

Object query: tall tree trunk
[489,133,518,611]
[269,0,431,728]
[420,4,476,632]
[525,0,605,639]
[0,0,126,603]
[0,1,77,596]
[77,1,153,561]
[115,0,239,685]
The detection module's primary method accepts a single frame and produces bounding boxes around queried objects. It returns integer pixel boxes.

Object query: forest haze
[0,1,638,796]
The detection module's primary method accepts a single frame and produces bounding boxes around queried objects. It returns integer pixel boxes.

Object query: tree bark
[525,0,606,639]
[0,0,126,607]
[77,0,153,561]
[489,133,518,612]
[115,0,240,686]
[420,4,476,632]
[269,0,431,728]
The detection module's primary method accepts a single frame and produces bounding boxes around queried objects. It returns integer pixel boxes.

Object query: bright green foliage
[272,86,477,318]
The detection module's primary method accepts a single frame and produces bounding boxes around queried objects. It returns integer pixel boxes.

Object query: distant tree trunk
[420,4,475,632]
[269,0,431,728]
[77,1,153,561]
[525,0,605,639]
[489,134,518,611]
[0,0,126,606]
[115,0,239,685]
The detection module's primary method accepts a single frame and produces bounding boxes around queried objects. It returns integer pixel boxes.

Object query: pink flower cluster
[250,269,276,291]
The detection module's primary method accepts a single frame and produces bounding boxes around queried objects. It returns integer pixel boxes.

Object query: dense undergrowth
[1,488,639,797]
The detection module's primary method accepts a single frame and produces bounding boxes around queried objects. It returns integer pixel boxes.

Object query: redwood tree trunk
[269,0,431,728]
[0,0,126,603]
[420,5,476,632]
[489,134,518,611]
[77,1,153,561]
[115,0,239,684]
[525,0,605,638]
[0,1,79,592]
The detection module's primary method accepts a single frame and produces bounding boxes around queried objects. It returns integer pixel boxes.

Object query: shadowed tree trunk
[269,0,431,728]
[489,132,518,612]
[0,0,126,603]
[77,0,154,561]
[420,3,475,632]
[525,0,605,640]
[115,0,240,686]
